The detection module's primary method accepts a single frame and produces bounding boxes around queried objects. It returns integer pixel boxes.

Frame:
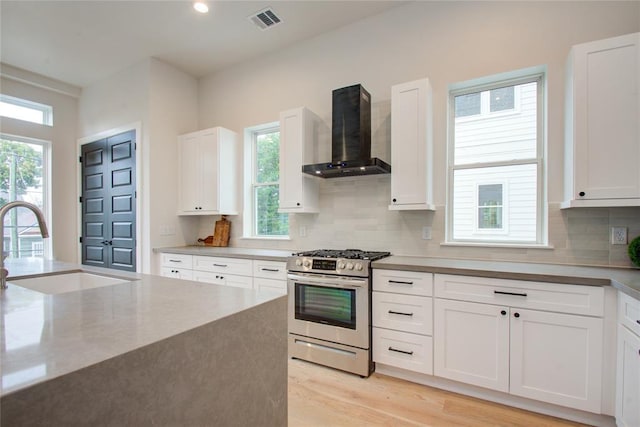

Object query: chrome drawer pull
[388,310,413,317]
[261,268,279,272]
[169,259,181,263]
[388,280,413,285]
[213,263,228,267]
[388,347,413,355]
[494,290,527,297]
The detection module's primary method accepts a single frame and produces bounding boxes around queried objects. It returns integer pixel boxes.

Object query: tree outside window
[253,130,288,237]
[0,138,45,258]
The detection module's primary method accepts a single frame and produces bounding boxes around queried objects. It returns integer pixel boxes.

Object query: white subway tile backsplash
[200,179,640,268]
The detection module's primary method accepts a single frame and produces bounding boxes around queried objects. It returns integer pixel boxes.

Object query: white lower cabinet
[433,274,604,414]
[372,269,434,375]
[160,253,194,280]
[616,292,640,427]
[192,269,253,289]
[160,266,194,280]
[159,252,288,292]
[434,299,509,391]
[191,256,253,289]
[373,328,433,375]
[253,260,287,294]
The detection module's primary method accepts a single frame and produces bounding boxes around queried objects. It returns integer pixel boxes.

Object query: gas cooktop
[292,249,391,261]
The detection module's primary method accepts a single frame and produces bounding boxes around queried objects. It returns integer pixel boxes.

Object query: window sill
[240,236,291,241]
[441,241,554,250]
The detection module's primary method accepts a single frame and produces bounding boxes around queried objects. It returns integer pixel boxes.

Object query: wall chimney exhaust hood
[302,84,391,178]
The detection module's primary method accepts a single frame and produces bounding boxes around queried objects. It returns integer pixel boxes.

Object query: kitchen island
[1,258,287,426]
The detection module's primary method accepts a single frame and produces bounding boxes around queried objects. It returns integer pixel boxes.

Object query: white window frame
[0,134,52,258]
[242,122,289,240]
[446,68,547,247]
[0,94,53,126]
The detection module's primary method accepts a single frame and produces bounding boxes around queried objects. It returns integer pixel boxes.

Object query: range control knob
[355,263,363,271]
[346,262,354,270]
[303,259,311,268]
[295,259,303,267]
[338,262,346,269]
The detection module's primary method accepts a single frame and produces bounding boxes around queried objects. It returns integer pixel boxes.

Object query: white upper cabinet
[278,107,321,213]
[389,78,434,210]
[563,32,640,208]
[178,127,238,215]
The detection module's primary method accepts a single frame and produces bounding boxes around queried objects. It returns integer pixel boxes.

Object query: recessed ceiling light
[193,2,209,13]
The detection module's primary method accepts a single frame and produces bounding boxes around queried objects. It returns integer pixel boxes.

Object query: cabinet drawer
[192,271,253,289]
[619,292,640,337]
[160,267,193,281]
[193,256,252,276]
[161,253,193,269]
[373,292,432,335]
[253,260,287,280]
[373,328,433,375]
[434,274,604,316]
[373,269,433,296]
[254,278,287,295]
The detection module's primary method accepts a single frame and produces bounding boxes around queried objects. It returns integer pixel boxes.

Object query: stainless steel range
[287,249,391,377]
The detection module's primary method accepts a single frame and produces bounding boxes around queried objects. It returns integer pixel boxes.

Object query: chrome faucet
[0,201,50,289]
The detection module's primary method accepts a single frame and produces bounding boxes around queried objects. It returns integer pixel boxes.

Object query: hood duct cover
[302,84,391,178]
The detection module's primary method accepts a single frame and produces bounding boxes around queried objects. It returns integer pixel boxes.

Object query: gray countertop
[155,246,640,300]
[154,246,293,261]
[373,256,640,300]
[0,259,284,396]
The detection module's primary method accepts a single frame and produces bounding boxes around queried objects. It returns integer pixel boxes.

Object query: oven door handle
[287,273,367,288]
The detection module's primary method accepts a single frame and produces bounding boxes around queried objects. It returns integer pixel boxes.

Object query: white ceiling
[0,0,405,89]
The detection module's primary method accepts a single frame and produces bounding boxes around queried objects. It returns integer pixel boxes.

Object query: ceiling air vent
[248,7,282,31]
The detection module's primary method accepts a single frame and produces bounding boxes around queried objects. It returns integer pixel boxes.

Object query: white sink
[9,272,132,295]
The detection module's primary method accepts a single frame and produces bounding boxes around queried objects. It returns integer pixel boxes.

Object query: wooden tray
[210,216,231,247]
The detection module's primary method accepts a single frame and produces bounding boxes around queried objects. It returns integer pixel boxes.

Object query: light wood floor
[288,359,589,427]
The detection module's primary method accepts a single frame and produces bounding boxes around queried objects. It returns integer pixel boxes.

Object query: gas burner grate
[293,249,391,261]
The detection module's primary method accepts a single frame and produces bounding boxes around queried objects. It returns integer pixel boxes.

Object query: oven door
[287,272,369,349]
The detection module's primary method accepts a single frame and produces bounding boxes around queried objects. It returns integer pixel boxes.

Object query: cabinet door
[509,308,603,413]
[571,32,640,201]
[434,299,509,392]
[198,130,219,212]
[192,270,225,285]
[254,277,287,294]
[160,267,193,281]
[373,328,433,375]
[617,325,640,427]
[373,292,432,335]
[390,78,434,210]
[178,134,202,213]
[278,108,319,213]
[279,109,305,210]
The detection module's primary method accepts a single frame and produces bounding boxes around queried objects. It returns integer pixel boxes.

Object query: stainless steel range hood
[302,84,391,178]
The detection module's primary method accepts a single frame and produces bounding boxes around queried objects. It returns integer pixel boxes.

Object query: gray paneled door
[81,130,136,271]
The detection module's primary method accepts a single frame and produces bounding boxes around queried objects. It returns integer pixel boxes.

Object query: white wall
[78,58,198,273]
[147,58,199,271]
[197,1,640,266]
[0,67,79,263]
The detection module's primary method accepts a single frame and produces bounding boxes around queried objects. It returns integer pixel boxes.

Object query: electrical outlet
[422,226,432,240]
[299,226,307,237]
[611,226,628,245]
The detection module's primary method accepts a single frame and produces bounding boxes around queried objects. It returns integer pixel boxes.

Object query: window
[0,95,53,126]
[244,125,289,238]
[477,183,504,230]
[448,70,545,245]
[0,136,50,258]
[454,86,516,118]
